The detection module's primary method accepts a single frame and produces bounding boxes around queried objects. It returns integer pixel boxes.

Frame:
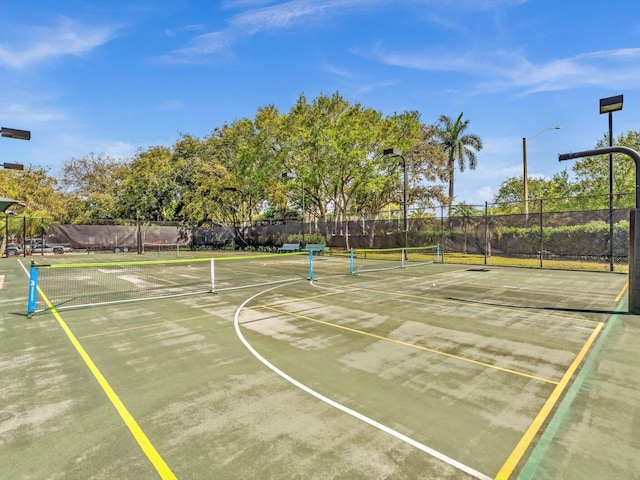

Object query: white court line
[234,283,492,480]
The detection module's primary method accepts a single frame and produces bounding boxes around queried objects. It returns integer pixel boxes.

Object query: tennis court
[1,250,638,479]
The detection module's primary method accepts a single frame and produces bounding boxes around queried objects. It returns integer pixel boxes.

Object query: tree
[116,146,178,222]
[0,166,66,220]
[493,170,576,212]
[571,130,640,209]
[61,153,127,222]
[452,202,478,254]
[437,112,483,212]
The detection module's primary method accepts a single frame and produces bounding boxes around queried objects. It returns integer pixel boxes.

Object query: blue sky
[1,0,640,205]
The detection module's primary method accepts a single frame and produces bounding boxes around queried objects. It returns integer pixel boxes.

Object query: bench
[278,243,301,253]
[303,243,325,255]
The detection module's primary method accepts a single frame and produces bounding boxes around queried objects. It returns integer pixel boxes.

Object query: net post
[401,248,406,268]
[436,244,441,263]
[308,250,314,280]
[350,248,355,274]
[210,257,215,293]
[27,260,38,318]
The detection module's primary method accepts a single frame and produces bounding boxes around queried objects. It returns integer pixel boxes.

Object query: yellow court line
[39,288,177,480]
[135,271,182,286]
[494,321,604,480]
[615,281,628,303]
[260,305,558,385]
[79,313,213,339]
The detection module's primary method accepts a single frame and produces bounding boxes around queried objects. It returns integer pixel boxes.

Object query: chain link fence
[2,193,633,272]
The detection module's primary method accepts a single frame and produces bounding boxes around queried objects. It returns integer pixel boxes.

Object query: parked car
[6,243,28,256]
[29,239,72,254]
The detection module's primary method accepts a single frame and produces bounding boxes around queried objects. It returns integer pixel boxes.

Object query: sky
[2,0,640,206]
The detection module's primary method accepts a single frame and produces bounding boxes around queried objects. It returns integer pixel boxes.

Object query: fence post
[539,199,544,268]
[484,202,488,265]
[440,205,445,262]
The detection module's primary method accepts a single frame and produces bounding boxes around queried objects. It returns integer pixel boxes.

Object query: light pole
[4,209,15,257]
[559,146,640,313]
[523,126,562,224]
[383,148,408,249]
[600,94,624,272]
[281,172,305,244]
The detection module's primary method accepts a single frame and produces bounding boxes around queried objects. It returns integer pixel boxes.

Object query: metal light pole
[600,95,624,272]
[282,172,305,243]
[383,148,408,249]
[523,126,562,224]
[559,146,640,313]
[4,210,15,257]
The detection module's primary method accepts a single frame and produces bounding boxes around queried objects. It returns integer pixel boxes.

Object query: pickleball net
[27,252,311,315]
[348,245,440,274]
[26,246,440,315]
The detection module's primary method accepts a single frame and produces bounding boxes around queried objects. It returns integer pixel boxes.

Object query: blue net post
[436,244,441,263]
[308,250,313,280]
[350,248,355,274]
[27,260,38,318]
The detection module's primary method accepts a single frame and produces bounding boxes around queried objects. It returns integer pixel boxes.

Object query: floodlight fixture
[383,148,402,157]
[2,162,24,170]
[599,95,623,114]
[1,127,31,140]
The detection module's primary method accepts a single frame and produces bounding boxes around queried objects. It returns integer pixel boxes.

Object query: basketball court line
[258,304,558,384]
[234,282,493,480]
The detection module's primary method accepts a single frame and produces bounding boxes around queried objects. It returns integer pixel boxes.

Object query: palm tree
[437,112,483,213]
[452,202,477,254]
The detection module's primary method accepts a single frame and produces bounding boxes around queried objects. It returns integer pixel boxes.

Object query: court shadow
[446,297,631,316]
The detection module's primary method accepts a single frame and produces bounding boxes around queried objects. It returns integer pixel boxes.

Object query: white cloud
[164,24,206,37]
[0,17,120,70]
[0,103,66,125]
[468,185,494,204]
[364,44,640,95]
[43,133,138,165]
[156,0,386,63]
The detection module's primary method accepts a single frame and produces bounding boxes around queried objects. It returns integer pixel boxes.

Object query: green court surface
[1,252,639,479]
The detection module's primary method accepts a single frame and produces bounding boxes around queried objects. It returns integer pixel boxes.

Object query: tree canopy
[3,91,636,226]
[3,92,451,227]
